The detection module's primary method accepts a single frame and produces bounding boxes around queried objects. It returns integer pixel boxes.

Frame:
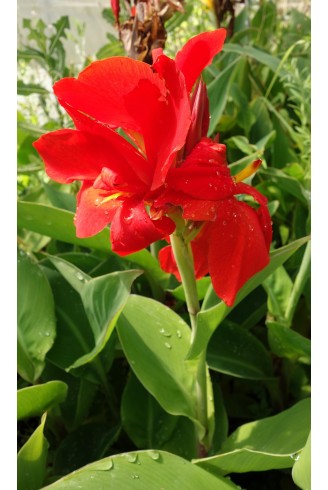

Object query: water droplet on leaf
[164,342,172,349]
[148,450,160,460]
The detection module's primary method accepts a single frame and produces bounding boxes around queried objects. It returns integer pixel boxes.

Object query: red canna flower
[33,29,226,256]
[157,151,272,307]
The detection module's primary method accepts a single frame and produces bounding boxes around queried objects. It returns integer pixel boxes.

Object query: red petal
[207,199,270,307]
[110,199,175,256]
[158,232,209,281]
[150,54,191,189]
[175,29,227,92]
[58,100,152,186]
[54,57,190,190]
[234,182,272,251]
[33,128,149,190]
[33,129,111,183]
[54,58,167,132]
[75,182,120,238]
[158,245,182,281]
[166,166,235,201]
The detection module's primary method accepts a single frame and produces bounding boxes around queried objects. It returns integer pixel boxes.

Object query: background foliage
[17,1,311,489]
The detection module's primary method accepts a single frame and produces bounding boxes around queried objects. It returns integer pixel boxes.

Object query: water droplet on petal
[124,210,134,223]
[222,220,227,226]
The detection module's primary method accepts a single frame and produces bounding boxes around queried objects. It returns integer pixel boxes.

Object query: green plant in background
[17,2,311,489]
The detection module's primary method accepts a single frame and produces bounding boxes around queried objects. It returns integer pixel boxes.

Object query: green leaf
[207,322,273,380]
[208,57,241,135]
[18,201,167,286]
[121,372,179,449]
[222,43,283,75]
[267,322,311,364]
[292,431,311,490]
[187,236,310,360]
[117,295,201,431]
[259,167,310,206]
[50,256,142,369]
[42,450,240,489]
[17,414,49,490]
[17,381,68,420]
[18,250,56,383]
[168,277,211,301]
[195,398,310,475]
[48,16,69,56]
[263,266,293,321]
[53,423,121,477]
[17,80,49,96]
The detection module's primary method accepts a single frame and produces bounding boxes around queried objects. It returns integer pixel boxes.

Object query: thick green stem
[170,233,200,332]
[170,232,208,451]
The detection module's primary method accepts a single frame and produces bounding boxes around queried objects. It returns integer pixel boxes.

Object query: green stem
[170,233,200,332]
[170,232,208,451]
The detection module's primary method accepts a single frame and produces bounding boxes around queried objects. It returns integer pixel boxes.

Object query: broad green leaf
[53,423,121,477]
[17,381,68,420]
[41,362,98,431]
[121,372,178,449]
[18,250,56,383]
[267,322,311,364]
[195,398,310,475]
[18,201,167,286]
[18,414,49,490]
[188,236,310,360]
[168,277,211,301]
[259,167,309,206]
[292,431,311,490]
[43,183,76,212]
[42,450,240,490]
[116,295,201,431]
[263,266,293,321]
[50,256,141,368]
[161,416,198,460]
[210,382,228,454]
[18,201,111,251]
[207,322,273,380]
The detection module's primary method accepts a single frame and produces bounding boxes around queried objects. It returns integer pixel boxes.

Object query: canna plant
[17,2,311,489]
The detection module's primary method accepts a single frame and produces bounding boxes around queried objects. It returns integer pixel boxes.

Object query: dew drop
[159,328,171,337]
[126,453,138,463]
[131,474,140,479]
[76,272,84,281]
[148,450,160,460]
[176,330,182,338]
[164,342,172,349]
[124,211,134,223]
[290,453,300,461]
[94,198,100,206]
[222,220,227,226]
[44,331,50,337]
